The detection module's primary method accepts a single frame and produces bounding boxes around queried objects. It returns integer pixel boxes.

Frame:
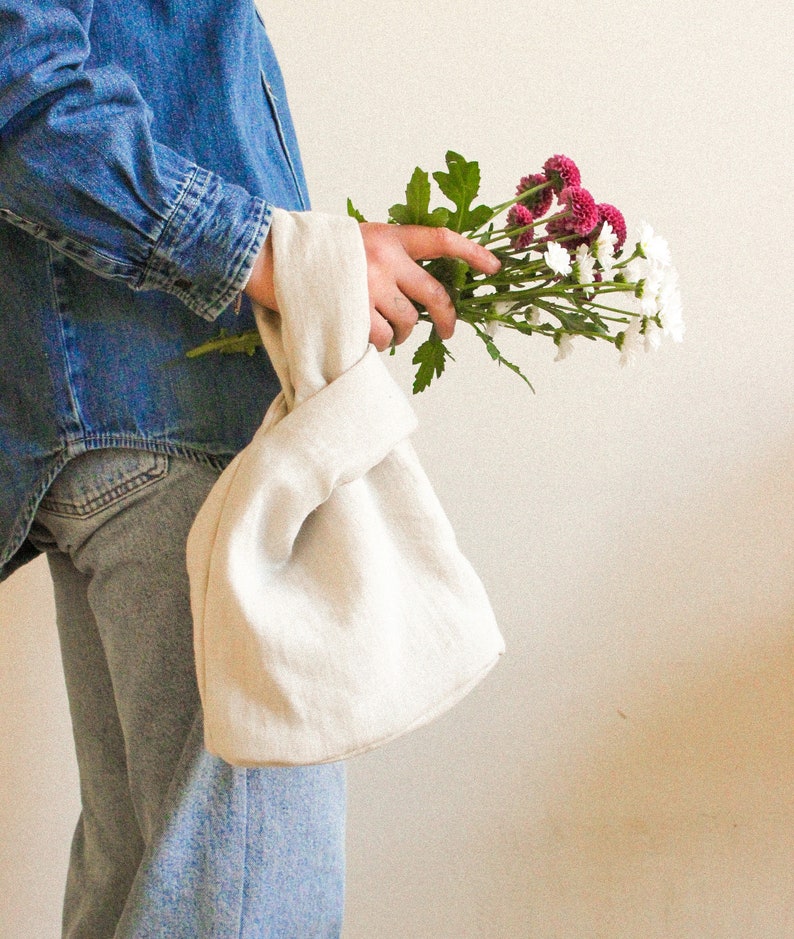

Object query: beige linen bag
[186,209,504,766]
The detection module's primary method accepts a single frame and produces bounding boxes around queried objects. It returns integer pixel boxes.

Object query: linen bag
[186,209,504,766]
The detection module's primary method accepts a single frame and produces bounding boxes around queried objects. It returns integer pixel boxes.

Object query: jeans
[28,449,346,939]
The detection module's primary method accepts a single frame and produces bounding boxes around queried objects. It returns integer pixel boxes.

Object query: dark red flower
[558,186,598,235]
[506,203,535,250]
[594,203,627,250]
[516,173,553,216]
[544,216,587,254]
[542,154,581,193]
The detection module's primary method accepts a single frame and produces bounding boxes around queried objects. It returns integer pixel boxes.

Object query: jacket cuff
[140,162,273,321]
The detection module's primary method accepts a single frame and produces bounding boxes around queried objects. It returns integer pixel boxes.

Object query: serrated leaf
[389,167,450,228]
[411,330,451,393]
[473,326,535,392]
[186,328,263,358]
[431,151,492,233]
[346,198,367,223]
[466,203,494,231]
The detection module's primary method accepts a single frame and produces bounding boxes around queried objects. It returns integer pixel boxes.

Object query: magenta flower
[516,173,553,216]
[594,203,627,250]
[544,217,587,255]
[506,203,535,250]
[542,154,581,193]
[558,186,599,235]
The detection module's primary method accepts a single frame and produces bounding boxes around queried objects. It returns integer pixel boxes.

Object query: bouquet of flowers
[189,152,683,393]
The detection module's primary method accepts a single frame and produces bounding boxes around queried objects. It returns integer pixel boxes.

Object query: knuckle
[366,241,390,267]
[427,279,452,307]
[436,227,455,251]
[371,321,393,352]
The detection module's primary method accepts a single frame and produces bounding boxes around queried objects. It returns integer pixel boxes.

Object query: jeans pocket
[39,449,170,519]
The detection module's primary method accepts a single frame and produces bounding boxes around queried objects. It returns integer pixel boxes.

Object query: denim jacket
[0,0,309,579]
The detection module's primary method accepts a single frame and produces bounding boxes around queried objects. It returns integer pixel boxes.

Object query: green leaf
[472,325,535,392]
[412,330,452,393]
[347,198,367,223]
[432,151,492,233]
[424,256,468,301]
[186,328,262,358]
[389,167,450,227]
[466,203,494,232]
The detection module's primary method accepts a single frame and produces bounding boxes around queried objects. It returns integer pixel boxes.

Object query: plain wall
[1,1,792,936]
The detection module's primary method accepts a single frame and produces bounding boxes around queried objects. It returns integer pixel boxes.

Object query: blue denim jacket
[0,0,309,579]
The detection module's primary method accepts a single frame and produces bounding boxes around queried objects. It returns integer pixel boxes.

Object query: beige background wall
[1,1,792,936]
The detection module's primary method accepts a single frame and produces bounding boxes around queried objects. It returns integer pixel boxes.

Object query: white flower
[574,244,596,296]
[600,256,617,281]
[619,317,643,367]
[544,241,572,277]
[594,221,618,270]
[624,256,648,285]
[658,274,685,342]
[487,300,513,336]
[525,305,542,325]
[638,222,671,268]
[639,267,663,316]
[554,333,574,361]
[643,319,663,351]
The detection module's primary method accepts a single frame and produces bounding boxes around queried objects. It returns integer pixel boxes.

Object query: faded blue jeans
[28,449,346,939]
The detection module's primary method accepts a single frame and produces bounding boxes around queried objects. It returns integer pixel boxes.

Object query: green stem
[475,181,554,230]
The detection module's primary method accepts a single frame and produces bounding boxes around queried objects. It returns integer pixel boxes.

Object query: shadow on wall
[522,631,794,936]
[485,442,794,937]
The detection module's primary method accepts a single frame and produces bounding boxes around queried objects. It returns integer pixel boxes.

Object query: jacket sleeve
[0,0,270,321]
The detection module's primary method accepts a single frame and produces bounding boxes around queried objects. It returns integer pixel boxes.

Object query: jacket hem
[0,435,238,583]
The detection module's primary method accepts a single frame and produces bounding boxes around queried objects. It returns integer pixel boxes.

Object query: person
[0,1,499,935]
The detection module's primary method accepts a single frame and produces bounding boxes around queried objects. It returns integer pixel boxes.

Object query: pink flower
[594,203,627,250]
[558,186,599,235]
[507,203,533,227]
[544,216,587,254]
[543,154,581,193]
[506,203,535,250]
[516,173,553,216]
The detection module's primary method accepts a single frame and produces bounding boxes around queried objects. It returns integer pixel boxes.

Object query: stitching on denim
[38,452,169,518]
[138,166,204,286]
[0,207,139,279]
[0,440,234,575]
[139,166,271,320]
[48,246,89,441]
[259,72,307,211]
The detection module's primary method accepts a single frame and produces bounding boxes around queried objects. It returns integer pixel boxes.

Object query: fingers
[360,222,500,349]
[369,294,418,352]
[395,261,457,340]
[394,225,501,276]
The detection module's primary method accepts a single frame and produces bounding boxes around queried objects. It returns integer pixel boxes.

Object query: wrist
[243,234,278,311]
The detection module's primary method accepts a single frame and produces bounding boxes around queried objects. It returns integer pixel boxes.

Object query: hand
[244,219,501,351]
[360,223,500,351]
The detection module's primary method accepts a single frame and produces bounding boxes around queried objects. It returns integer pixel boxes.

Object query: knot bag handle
[253,209,372,410]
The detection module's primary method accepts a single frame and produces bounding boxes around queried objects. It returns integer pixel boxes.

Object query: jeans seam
[39,455,169,519]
